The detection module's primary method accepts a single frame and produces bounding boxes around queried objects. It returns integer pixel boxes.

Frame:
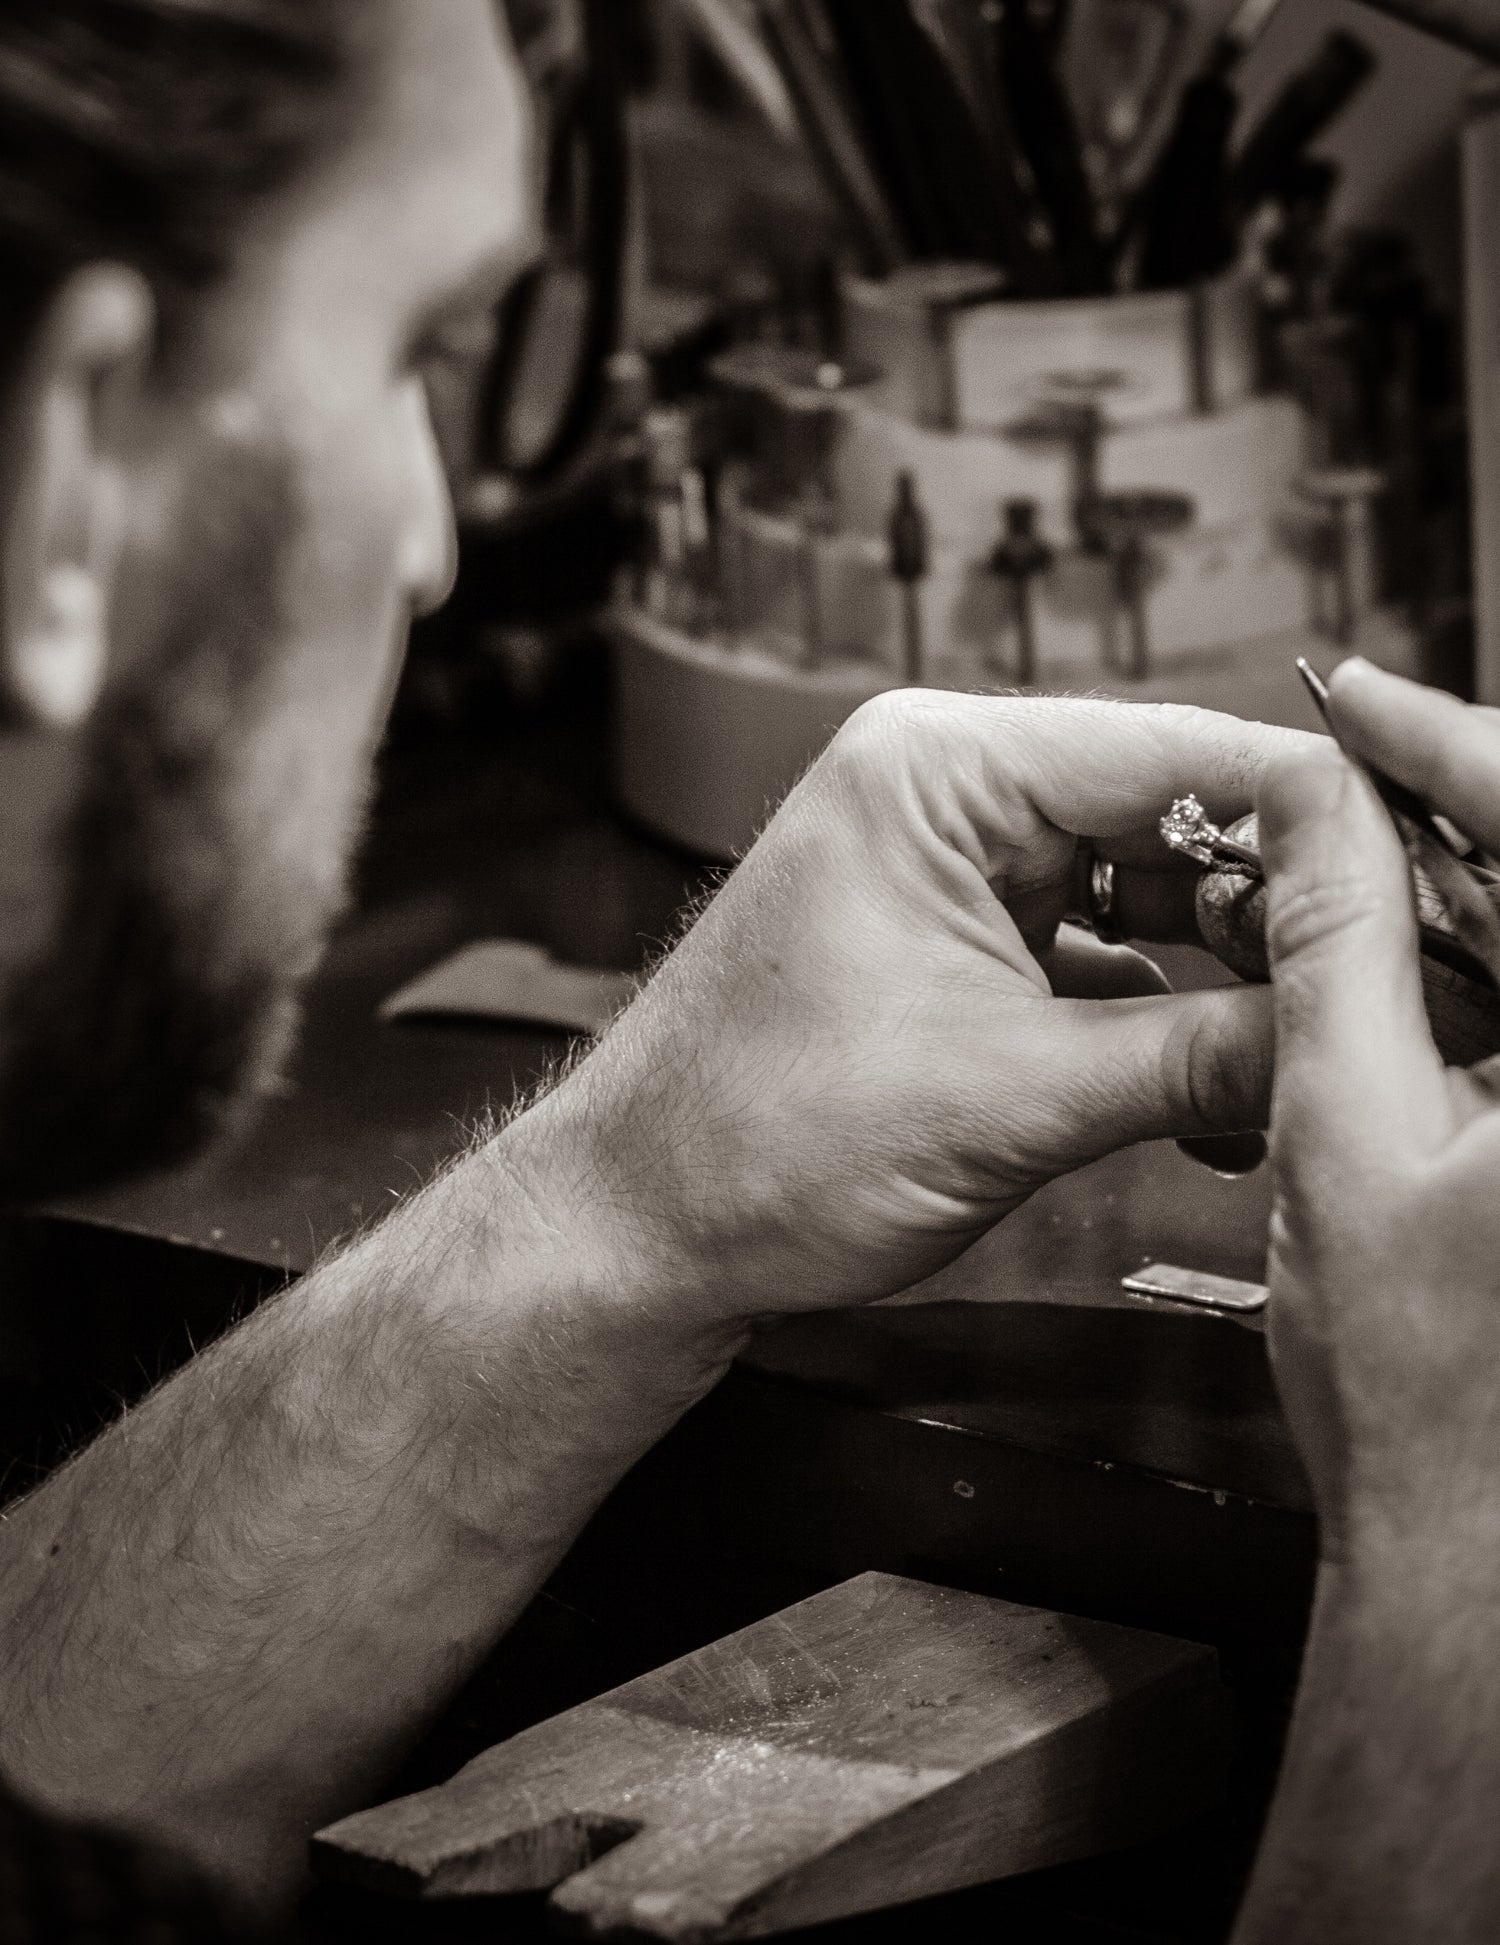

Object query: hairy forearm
[0,1076,743,1905]
[1235,1536,1500,1944]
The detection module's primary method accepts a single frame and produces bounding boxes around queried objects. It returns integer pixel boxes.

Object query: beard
[0,442,369,1201]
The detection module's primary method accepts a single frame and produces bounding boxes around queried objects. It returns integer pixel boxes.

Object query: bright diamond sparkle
[1160,795,1223,868]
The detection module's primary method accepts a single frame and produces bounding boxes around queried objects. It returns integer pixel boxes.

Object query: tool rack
[611,265,1377,858]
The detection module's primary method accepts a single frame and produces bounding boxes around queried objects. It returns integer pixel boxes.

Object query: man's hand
[1234,659,1500,1943]
[1257,661,1500,1558]
[567,689,1305,1322]
[0,689,1306,1902]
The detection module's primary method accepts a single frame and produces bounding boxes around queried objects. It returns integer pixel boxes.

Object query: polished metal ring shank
[1085,856,1125,944]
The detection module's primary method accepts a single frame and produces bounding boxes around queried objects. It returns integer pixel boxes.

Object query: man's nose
[395,380,460,619]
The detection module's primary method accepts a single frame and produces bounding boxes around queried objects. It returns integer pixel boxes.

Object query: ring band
[1085,855,1125,944]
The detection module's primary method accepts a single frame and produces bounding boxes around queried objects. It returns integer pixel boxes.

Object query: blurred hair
[0,0,366,373]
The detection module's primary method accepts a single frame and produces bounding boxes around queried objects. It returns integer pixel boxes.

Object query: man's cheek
[281,444,413,699]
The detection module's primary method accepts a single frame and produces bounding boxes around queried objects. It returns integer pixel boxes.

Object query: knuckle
[834,689,922,760]
[1145,699,1266,777]
[822,688,959,810]
[820,695,912,808]
[1267,1167,1409,1290]
[1167,1004,1242,1134]
[819,693,920,815]
[1145,700,1215,740]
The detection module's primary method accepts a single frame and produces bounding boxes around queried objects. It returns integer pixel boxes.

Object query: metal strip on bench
[1122,1262,1269,1315]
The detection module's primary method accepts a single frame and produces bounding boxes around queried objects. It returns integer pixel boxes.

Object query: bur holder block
[314,1573,1231,1943]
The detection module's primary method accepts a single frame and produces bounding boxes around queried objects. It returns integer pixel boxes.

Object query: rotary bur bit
[1092,490,1196,681]
[887,470,933,684]
[987,499,1054,685]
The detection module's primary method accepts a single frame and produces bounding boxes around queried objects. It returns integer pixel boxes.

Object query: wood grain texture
[314,1573,1229,1941]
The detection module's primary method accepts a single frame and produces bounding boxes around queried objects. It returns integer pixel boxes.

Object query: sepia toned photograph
[0,1,1495,1939]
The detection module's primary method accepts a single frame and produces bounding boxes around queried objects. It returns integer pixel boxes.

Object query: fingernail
[1328,654,1386,697]
[1177,1131,1268,1178]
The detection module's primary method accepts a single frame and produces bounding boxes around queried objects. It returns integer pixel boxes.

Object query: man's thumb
[1258,744,1444,1160]
[1034,982,1275,1173]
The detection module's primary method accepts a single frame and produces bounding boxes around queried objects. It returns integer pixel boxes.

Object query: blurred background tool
[1094,489,1196,679]
[707,341,879,666]
[751,0,908,272]
[1298,466,1386,645]
[788,0,953,260]
[640,405,716,630]
[841,261,1010,428]
[421,0,1474,859]
[820,0,1054,286]
[988,499,1055,685]
[1038,0,1075,54]
[887,470,933,682]
[1277,314,1362,466]
[1065,0,1189,243]
[669,0,799,139]
[1131,0,1287,290]
[997,0,1110,293]
[907,0,1024,198]
[1032,368,1129,550]
[1352,0,1500,65]
[475,0,633,492]
[1227,31,1378,227]
[666,1,1402,311]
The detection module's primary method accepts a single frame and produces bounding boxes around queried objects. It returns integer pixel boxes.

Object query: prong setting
[1160,794,1224,868]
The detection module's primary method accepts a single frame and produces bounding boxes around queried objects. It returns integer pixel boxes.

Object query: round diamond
[1160,795,1222,868]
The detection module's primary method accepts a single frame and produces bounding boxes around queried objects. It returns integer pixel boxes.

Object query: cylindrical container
[842,270,1258,433]
[610,608,888,860]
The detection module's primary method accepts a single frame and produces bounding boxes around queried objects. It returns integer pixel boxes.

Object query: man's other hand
[1258,659,1500,1563]
[560,690,1306,1324]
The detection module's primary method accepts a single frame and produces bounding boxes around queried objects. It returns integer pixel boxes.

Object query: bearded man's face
[0,0,537,1197]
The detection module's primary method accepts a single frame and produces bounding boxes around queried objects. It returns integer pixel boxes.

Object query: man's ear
[0,264,154,732]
